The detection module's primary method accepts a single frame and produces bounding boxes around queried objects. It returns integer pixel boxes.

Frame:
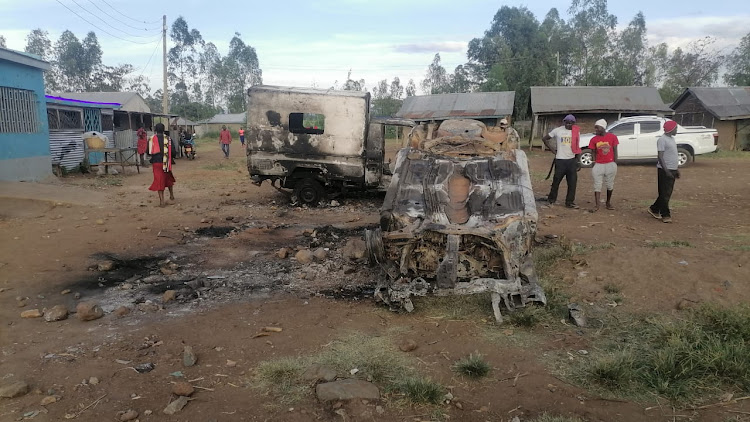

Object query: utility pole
[555,51,560,86]
[162,15,168,115]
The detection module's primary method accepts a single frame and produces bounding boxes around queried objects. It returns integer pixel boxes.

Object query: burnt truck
[245,85,413,205]
[246,86,546,321]
[365,120,546,322]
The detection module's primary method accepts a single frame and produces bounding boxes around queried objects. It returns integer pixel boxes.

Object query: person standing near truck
[219,125,232,159]
[648,119,680,223]
[588,119,619,212]
[499,118,520,149]
[542,114,581,208]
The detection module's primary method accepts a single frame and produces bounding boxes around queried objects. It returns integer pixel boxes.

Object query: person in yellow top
[239,127,245,147]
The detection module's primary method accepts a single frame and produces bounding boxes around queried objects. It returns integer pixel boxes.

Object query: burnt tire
[579,149,594,168]
[677,147,692,167]
[292,178,326,207]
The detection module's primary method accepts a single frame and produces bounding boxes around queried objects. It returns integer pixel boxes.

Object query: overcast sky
[1,0,748,94]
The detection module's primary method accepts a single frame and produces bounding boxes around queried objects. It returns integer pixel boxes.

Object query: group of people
[541,114,680,223]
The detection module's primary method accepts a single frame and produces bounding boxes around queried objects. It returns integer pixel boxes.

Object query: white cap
[499,118,508,125]
[594,119,607,129]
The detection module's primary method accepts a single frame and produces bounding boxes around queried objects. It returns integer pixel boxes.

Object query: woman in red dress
[136,127,148,166]
[148,123,176,207]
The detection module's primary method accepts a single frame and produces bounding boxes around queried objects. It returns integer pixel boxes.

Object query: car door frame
[607,122,637,159]
[634,120,663,159]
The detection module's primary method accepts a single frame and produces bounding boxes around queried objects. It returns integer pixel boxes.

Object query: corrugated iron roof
[249,85,370,99]
[45,95,121,109]
[170,117,197,126]
[395,92,515,121]
[672,87,750,120]
[203,113,246,125]
[531,86,671,114]
[0,47,50,71]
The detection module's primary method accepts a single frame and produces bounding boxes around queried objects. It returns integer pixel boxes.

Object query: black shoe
[565,203,580,209]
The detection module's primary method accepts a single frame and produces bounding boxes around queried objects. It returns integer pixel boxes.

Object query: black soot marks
[266,110,281,127]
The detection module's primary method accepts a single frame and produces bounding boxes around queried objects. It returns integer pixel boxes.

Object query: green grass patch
[702,150,750,159]
[252,332,445,405]
[529,414,586,422]
[575,304,750,403]
[603,283,621,294]
[453,354,491,379]
[646,240,692,248]
[413,293,494,321]
[391,377,445,404]
[201,161,241,171]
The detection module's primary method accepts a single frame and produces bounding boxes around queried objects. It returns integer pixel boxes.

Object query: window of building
[101,113,114,131]
[59,109,83,130]
[289,112,325,134]
[609,123,635,136]
[639,121,661,134]
[0,87,41,133]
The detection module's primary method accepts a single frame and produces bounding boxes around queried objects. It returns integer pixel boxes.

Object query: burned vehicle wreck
[365,119,546,322]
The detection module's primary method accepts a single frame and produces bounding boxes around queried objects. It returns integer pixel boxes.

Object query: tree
[447,64,472,93]
[405,79,416,97]
[0,35,6,48]
[609,12,648,85]
[724,32,750,86]
[24,29,56,90]
[567,0,618,85]
[659,37,725,102]
[217,32,262,112]
[371,77,404,116]
[199,42,222,107]
[337,69,365,91]
[168,16,204,104]
[421,53,448,94]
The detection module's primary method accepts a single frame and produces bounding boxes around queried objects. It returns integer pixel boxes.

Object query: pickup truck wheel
[579,149,595,168]
[293,178,326,207]
[677,147,692,167]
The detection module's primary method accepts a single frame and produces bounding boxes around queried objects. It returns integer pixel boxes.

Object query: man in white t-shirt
[542,114,582,208]
[647,119,680,223]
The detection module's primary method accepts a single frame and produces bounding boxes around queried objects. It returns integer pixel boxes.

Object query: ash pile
[365,119,547,322]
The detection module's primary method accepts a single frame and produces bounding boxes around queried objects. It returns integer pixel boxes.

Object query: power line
[100,0,162,25]
[68,0,158,39]
[133,36,162,78]
[54,0,163,44]
[84,0,161,33]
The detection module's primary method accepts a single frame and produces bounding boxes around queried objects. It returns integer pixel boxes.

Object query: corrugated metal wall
[50,130,84,170]
[114,130,137,163]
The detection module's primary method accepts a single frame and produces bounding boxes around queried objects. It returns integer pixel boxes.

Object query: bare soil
[1,141,749,421]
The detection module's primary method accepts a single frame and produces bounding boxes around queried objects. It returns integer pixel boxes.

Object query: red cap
[663,120,677,133]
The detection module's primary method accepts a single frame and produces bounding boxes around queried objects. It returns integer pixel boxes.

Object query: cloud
[645,15,748,52]
[393,41,466,53]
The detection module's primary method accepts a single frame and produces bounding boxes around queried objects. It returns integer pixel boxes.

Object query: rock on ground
[20,309,43,318]
[44,305,68,322]
[315,379,380,402]
[76,302,104,321]
[40,395,57,405]
[118,409,138,421]
[172,381,194,396]
[277,248,290,259]
[114,306,131,317]
[302,365,337,383]
[342,239,366,261]
[313,248,327,261]
[183,346,197,367]
[0,380,29,398]
[398,338,418,352]
[97,260,115,271]
[162,290,177,303]
[163,396,190,415]
[295,249,314,265]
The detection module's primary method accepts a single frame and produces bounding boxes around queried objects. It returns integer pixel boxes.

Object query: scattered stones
[97,260,115,271]
[160,262,179,275]
[134,363,155,373]
[172,381,194,397]
[295,249,314,265]
[276,248,291,259]
[0,380,29,398]
[313,248,327,261]
[44,305,68,322]
[676,298,699,310]
[342,239,366,261]
[567,303,586,327]
[40,395,57,406]
[20,309,43,319]
[316,379,380,402]
[60,289,71,295]
[118,409,139,421]
[397,338,418,352]
[114,306,131,317]
[162,290,177,303]
[330,200,340,207]
[163,396,190,415]
[226,360,237,367]
[144,410,152,416]
[95,219,105,225]
[76,302,104,321]
[89,377,99,385]
[595,276,605,282]
[137,302,160,313]
[303,365,338,382]
[119,283,133,290]
[183,346,197,367]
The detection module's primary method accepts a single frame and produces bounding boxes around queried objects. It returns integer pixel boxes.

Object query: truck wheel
[293,178,326,206]
[677,147,692,167]
[579,149,594,168]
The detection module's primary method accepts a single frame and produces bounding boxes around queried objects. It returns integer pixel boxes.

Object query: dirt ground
[1,139,749,422]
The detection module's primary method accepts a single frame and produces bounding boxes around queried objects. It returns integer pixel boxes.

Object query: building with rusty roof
[395,92,515,127]
[530,86,671,137]
[671,87,750,150]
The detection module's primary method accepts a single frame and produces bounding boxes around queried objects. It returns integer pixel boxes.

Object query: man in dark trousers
[542,114,581,208]
[648,119,680,223]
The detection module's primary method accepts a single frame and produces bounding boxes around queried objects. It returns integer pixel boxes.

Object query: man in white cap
[587,119,619,212]
[648,119,680,223]
[499,118,520,149]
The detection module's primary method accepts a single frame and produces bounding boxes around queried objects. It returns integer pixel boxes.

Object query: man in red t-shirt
[588,119,619,211]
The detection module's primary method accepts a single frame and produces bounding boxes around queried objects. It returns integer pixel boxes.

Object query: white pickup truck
[578,116,718,168]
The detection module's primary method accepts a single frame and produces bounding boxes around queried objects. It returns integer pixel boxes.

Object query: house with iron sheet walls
[395,92,515,127]
[671,87,750,151]
[0,47,52,181]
